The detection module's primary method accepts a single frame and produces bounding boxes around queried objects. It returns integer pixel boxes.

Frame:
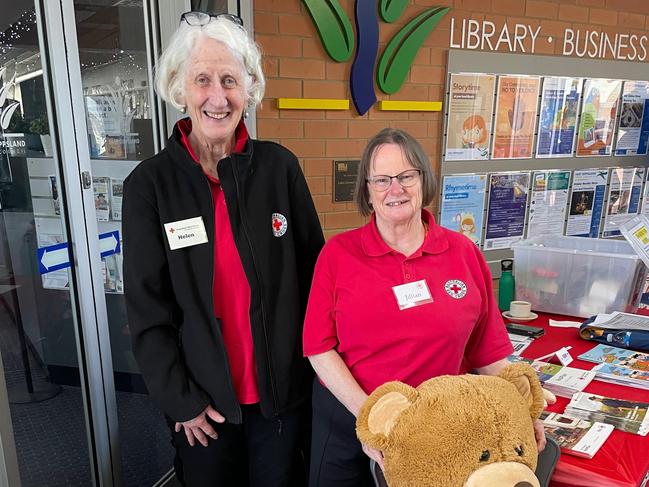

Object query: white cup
[509,300,532,318]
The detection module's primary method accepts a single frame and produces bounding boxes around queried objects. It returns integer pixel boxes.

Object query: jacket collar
[361,209,449,257]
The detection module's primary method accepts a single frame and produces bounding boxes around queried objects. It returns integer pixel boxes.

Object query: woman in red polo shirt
[303,128,546,487]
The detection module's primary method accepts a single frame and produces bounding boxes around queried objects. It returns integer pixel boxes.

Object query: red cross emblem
[271,212,288,237]
[169,228,175,233]
[444,279,467,299]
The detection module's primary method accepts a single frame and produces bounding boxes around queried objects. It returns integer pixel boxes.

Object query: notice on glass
[484,172,530,250]
[93,176,110,222]
[536,77,581,158]
[491,76,540,159]
[603,167,645,238]
[110,178,123,221]
[527,170,571,238]
[445,74,496,161]
[566,169,609,238]
[39,234,69,290]
[615,81,649,156]
[576,79,622,156]
[439,174,488,247]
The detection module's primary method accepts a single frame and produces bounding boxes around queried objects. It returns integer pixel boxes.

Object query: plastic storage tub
[511,235,648,318]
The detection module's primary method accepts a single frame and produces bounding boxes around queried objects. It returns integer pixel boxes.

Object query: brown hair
[354,128,436,217]
[461,115,488,144]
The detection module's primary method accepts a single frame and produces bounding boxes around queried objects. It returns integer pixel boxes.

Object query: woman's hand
[362,442,384,470]
[174,405,225,447]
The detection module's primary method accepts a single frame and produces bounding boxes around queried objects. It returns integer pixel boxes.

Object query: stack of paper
[513,357,596,398]
[508,333,533,356]
[566,392,649,436]
[578,344,649,390]
[540,411,614,459]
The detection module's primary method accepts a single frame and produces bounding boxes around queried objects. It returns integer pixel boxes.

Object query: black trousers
[309,380,373,487]
[169,403,306,487]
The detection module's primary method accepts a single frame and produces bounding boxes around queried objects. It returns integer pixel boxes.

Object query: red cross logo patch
[271,212,288,237]
[444,279,467,299]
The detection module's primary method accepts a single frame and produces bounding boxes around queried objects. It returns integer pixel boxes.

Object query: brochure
[513,357,596,397]
[48,175,60,216]
[445,74,496,161]
[536,77,581,158]
[484,172,530,250]
[592,363,649,390]
[110,178,123,221]
[492,75,540,159]
[565,169,609,238]
[508,334,533,356]
[540,412,614,458]
[439,174,487,246]
[602,167,645,238]
[576,78,623,156]
[566,392,649,435]
[526,170,570,238]
[93,176,110,222]
[615,80,649,156]
[578,343,649,366]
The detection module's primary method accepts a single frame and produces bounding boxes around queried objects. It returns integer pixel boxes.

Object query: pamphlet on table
[540,411,614,458]
[566,392,649,436]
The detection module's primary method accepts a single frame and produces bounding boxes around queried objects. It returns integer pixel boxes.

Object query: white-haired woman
[123,12,324,486]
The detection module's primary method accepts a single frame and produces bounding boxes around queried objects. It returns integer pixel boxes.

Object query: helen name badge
[164,217,208,250]
[392,280,433,310]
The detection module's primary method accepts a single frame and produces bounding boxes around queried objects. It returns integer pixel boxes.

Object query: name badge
[164,217,209,250]
[392,280,433,310]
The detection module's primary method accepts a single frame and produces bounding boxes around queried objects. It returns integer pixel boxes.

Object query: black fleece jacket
[123,126,324,423]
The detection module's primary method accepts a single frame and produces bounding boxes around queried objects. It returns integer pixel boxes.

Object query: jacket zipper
[201,167,242,424]
[230,154,280,416]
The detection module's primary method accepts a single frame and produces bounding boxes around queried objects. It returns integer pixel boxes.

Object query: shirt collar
[361,209,449,257]
[176,117,249,165]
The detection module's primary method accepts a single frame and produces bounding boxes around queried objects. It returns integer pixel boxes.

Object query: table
[520,312,649,487]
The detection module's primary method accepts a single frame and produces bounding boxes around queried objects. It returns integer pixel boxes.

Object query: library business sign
[289,2,648,116]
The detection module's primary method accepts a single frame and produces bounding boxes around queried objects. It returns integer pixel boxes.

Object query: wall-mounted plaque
[333,160,360,202]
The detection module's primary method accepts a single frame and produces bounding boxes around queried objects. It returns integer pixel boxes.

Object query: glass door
[0,2,96,485]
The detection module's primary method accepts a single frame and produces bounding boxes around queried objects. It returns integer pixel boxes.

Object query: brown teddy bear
[356,363,545,487]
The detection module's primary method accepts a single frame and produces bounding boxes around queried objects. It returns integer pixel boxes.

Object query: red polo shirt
[303,209,512,394]
[178,118,259,404]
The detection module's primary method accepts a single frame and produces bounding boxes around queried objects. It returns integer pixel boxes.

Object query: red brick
[304,158,334,177]
[526,1,559,18]
[306,176,326,195]
[279,58,325,79]
[256,34,301,57]
[324,211,366,229]
[265,78,302,99]
[618,11,646,28]
[455,0,493,12]
[283,139,325,158]
[606,0,649,15]
[304,120,348,139]
[254,12,278,34]
[590,8,618,25]
[409,65,445,84]
[263,57,278,77]
[278,14,316,36]
[325,138,367,158]
[303,80,349,99]
[576,0,605,6]
[255,0,301,14]
[257,100,279,119]
[256,119,302,139]
[558,4,589,22]
[492,0,525,16]
[348,121,389,138]
[326,63,350,81]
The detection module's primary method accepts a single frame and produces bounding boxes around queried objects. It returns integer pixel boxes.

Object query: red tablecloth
[519,312,649,487]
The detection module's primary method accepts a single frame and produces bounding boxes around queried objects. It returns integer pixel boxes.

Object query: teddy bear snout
[463,461,540,487]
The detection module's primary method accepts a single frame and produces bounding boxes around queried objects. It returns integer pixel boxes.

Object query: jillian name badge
[392,280,433,310]
[164,216,208,250]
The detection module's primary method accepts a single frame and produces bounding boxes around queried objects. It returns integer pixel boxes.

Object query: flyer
[439,174,488,246]
[445,74,496,161]
[110,178,123,221]
[641,170,649,216]
[93,176,110,222]
[536,77,581,158]
[491,75,540,159]
[615,81,649,156]
[576,79,623,156]
[48,175,60,216]
[527,170,571,238]
[484,172,530,250]
[603,167,645,238]
[566,169,609,238]
[38,233,69,290]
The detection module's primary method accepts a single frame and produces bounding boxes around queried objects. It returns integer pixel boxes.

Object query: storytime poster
[536,77,581,158]
[527,170,571,238]
[576,79,623,156]
[445,74,496,161]
[603,167,645,238]
[566,169,609,238]
[492,76,540,159]
[484,172,530,250]
[439,174,488,246]
[615,81,649,156]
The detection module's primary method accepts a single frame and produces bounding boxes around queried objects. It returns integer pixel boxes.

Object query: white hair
[155,17,265,111]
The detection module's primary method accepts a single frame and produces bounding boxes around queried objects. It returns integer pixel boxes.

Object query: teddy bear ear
[356,382,417,450]
[498,363,545,420]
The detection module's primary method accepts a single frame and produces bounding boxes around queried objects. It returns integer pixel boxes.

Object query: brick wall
[253,0,649,240]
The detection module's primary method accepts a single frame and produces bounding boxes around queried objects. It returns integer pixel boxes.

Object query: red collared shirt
[303,209,512,394]
[177,118,259,404]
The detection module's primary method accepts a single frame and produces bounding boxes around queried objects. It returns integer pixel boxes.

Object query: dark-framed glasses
[180,11,243,27]
[366,169,421,191]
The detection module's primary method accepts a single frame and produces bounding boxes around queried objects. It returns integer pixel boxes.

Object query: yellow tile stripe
[379,100,442,111]
[277,98,349,110]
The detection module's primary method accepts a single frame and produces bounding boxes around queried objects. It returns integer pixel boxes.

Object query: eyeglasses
[366,169,421,191]
[180,11,244,27]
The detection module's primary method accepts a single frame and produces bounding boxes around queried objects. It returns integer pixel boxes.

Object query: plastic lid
[501,258,513,272]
